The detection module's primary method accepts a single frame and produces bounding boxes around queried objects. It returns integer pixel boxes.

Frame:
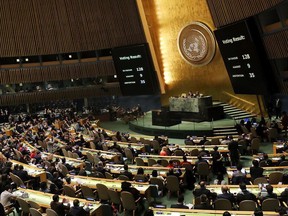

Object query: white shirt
[0,190,13,207]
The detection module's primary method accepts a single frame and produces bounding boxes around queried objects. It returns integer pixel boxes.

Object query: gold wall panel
[140,0,265,116]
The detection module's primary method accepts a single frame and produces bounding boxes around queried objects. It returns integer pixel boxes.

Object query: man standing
[228,136,239,166]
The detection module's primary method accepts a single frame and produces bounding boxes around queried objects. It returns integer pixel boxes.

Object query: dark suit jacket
[250,167,264,180]
[68,206,88,216]
[170,203,189,209]
[194,203,213,210]
[193,187,211,198]
[121,170,133,180]
[217,193,236,204]
[50,201,70,216]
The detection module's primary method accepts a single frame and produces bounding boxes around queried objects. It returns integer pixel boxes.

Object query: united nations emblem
[178,22,216,66]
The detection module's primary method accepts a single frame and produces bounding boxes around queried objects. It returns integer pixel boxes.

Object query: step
[213,131,239,135]
[233,115,256,120]
[213,128,237,132]
[225,110,249,115]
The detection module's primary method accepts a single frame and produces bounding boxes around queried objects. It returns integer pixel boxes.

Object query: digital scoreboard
[112,43,159,96]
[214,20,272,94]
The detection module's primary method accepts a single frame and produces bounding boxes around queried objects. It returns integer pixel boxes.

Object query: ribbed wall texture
[206,0,284,27]
[0,0,146,57]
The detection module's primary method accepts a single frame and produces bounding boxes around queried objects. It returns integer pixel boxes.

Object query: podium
[152,109,181,126]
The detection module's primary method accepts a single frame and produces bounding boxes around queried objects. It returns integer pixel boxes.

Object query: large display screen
[112,43,159,96]
[214,20,271,94]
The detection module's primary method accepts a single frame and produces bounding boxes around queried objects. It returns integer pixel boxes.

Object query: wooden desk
[273,141,287,154]
[151,208,278,216]
[13,188,100,215]
[167,145,229,153]
[10,159,47,182]
[105,140,145,152]
[67,174,150,195]
[106,164,185,178]
[81,148,121,162]
[253,153,288,164]
[138,155,212,165]
[227,166,288,182]
[206,184,287,196]
[41,152,85,169]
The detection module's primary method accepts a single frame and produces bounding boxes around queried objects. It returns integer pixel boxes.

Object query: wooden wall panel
[263,29,288,59]
[0,61,116,84]
[0,84,121,106]
[207,0,285,27]
[0,0,146,57]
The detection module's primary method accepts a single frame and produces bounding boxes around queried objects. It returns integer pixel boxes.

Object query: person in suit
[193,181,212,199]
[250,160,264,181]
[258,184,277,203]
[68,199,89,216]
[170,195,189,209]
[50,194,70,216]
[216,185,236,205]
[236,183,257,204]
[228,136,239,166]
[194,194,213,209]
[231,164,247,184]
[120,164,133,180]
[16,165,29,182]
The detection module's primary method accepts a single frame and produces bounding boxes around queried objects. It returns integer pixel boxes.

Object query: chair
[17,197,30,216]
[86,152,95,164]
[214,198,232,210]
[145,184,160,205]
[197,162,210,181]
[150,177,164,195]
[124,148,134,164]
[96,204,114,216]
[253,177,268,185]
[211,138,220,145]
[160,159,168,167]
[268,128,279,142]
[58,164,69,177]
[166,175,180,198]
[96,183,110,202]
[81,185,96,200]
[280,161,288,166]
[147,158,156,166]
[102,144,109,151]
[10,173,27,188]
[72,152,80,159]
[174,150,184,156]
[118,175,130,181]
[250,138,260,154]
[28,200,41,211]
[262,198,280,211]
[62,148,68,157]
[135,158,145,166]
[259,160,268,167]
[63,185,77,197]
[239,200,257,211]
[121,191,139,216]
[134,174,147,182]
[152,140,160,154]
[112,136,118,141]
[94,171,105,178]
[185,140,194,145]
[90,142,96,149]
[67,151,73,158]
[204,141,211,145]
[46,209,58,216]
[190,149,199,156]
[108,189,122,212]
[29,208,43,216]
[105,172,114,179]
[269,172,283,184]
[181,163,193,171]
